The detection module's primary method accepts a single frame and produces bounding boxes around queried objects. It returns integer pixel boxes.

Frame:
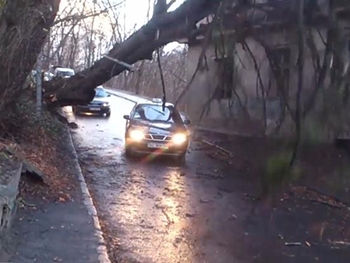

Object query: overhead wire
[156,47,167,111]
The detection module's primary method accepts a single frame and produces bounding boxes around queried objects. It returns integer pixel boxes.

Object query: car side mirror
[107,94,111,97]
[184,119,191,125]
[123,115,130,120]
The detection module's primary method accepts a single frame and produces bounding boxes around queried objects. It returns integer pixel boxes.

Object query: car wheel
[125,146,134,158]
[106,112,111,118]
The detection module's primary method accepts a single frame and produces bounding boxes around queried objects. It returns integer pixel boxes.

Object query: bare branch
[102,54,137,72]
[53,2,124,26]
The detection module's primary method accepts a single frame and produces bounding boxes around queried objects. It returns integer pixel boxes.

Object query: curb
[0,161,22,260]
[65,126,111,263]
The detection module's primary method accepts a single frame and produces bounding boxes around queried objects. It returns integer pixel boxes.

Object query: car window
[133,104,182,123]
[56,70,74,78]
[95,88,108,98]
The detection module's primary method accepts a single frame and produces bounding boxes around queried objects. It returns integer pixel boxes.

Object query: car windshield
[95,87,108,98]
[57,70,74,77]
[133,104,182,123]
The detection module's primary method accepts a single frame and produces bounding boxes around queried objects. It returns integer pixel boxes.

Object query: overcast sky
[59,0,184,33]
[116,0,185,50]
[59,0,185,50]
[123,0,184,30]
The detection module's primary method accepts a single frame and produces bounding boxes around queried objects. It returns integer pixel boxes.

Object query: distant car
[53,67,75,79]
[72,86,111,117]
[123,98,191,163]
[44,71,55,81]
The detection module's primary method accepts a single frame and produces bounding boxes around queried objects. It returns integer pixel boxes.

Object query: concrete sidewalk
[8,127,110,263]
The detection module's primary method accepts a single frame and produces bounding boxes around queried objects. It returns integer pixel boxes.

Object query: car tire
[106,112,111,118]
[125,146,134,158]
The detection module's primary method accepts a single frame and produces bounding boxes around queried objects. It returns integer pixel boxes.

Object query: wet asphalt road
[68,95,263,263]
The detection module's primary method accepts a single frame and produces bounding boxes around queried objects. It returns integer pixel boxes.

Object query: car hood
[130,120,186,134]
[91,97,109,103]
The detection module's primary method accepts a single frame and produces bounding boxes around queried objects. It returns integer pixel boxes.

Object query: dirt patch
[0,91,77,202]
[199,131,350,202]
[197,131,350,262]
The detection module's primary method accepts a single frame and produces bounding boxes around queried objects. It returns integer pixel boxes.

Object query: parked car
[53,67,75,79]
[72,86,111,117]
[123,98,191,163]
[44,71,55,81]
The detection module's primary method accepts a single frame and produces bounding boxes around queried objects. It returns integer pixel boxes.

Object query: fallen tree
[0,0,219,117]
[43,0,218,107]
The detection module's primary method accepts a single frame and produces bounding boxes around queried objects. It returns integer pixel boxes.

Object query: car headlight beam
[129,129,144,141]
[172,133,187,145]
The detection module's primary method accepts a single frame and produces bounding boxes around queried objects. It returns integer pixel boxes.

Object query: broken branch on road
[201,139,234,157]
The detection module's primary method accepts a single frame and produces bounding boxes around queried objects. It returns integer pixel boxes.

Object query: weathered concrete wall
[0,156,22,259]
[183,29,328,136]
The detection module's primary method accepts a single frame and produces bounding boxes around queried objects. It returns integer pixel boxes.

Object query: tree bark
[0,0,60,114]
[43,0,218,107]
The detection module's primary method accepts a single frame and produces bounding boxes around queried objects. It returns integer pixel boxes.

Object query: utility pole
[36,52,43,118]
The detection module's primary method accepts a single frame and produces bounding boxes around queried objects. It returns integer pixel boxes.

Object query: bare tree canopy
[0,0,218,115]
[43,0,218,107]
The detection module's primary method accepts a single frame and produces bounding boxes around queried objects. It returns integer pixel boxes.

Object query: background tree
[0,0,60,115]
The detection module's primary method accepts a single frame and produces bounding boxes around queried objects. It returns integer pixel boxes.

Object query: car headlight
[172,133,187,145]
[102,102,109,107]
[129,129,144,141]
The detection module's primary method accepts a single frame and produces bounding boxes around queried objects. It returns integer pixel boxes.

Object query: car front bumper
[76,105,111,115]
[126,139,188,156]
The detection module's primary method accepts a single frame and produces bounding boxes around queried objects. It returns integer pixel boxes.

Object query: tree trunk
[135,61,145,94]
[0,0,60,115]
[43,0,217,107]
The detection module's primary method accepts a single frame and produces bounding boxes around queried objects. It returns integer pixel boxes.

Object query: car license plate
[89,107,100,111]
[147,142,167,149]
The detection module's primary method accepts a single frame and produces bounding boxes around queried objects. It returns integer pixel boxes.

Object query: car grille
[89,101,103,106]
[144,134,171,141]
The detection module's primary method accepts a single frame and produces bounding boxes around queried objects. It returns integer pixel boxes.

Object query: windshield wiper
[149,107,165,116]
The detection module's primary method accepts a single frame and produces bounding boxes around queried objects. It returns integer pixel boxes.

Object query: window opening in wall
[214,56,234,99]
[269,46,291,98]
[277,47,290,83]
